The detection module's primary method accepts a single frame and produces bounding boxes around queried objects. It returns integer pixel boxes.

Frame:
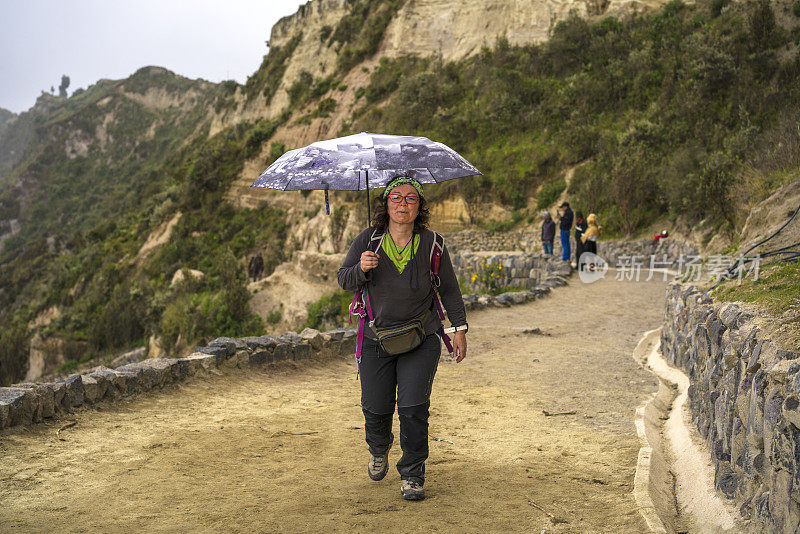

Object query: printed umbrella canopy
[250,131,481,223]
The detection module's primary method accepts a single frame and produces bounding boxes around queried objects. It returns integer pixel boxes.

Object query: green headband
[382,177,424,199]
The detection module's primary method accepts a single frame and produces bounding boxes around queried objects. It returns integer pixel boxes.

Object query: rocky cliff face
[269,0,666,88]
[271,0,663,66]
[221,0,674,210]
[217,0,672,139]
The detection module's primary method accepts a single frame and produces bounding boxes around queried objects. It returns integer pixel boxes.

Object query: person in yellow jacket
[581,213,600,255]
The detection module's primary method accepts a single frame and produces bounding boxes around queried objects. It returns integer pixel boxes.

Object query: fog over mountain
[0,0,305,113]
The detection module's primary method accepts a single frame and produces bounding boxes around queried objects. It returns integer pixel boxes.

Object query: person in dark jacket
[541,211,555,255]
[558,202,573,262]
[252,252,264,281]
[574,211,588,269]
[337,176,467,502]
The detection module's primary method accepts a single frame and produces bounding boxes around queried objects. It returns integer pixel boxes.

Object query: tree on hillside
[58,75,70,98]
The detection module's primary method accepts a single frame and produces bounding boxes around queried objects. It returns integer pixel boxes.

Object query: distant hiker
[558,202,573,262]
[253,253,264,281]
[541,211,555,256]
[581,213,600,255]
[574,211,588,269]
[653,230,669,244]
[338,176,468,502]
[248,253,264,282]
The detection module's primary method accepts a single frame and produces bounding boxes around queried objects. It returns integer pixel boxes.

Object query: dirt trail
[1,275,669,533]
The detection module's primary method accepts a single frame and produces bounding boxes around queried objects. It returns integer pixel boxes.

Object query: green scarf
[381,233,420,273]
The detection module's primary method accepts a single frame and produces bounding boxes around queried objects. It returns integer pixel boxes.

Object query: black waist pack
[371,310,430,355]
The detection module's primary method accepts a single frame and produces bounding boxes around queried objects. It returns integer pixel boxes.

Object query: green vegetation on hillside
[713,262,800,313]
[244,33,303,103]
[346,0,800,236]
[327,0,407,73]
[303,291,352,331]
[0,107,14,139]
[3,0,800,385]
[0,69,290,385]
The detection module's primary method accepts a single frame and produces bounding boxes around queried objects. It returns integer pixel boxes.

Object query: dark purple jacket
[542,218,556,242]
[337,228,466,340]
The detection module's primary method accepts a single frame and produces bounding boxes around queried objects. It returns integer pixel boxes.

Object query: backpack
[348,229,454,362]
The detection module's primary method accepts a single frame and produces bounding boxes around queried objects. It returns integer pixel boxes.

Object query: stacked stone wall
[599,238,699,270]
[459,261,572,311]
[661,284,800,532]
[446,229,698,269]
[452,252,565,293]
[0,328,356,431]
[445,230,539,253]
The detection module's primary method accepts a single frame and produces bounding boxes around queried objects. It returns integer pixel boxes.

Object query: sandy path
[0,274,668,533]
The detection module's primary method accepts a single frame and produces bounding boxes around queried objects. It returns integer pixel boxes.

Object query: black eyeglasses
[388,193,419,205]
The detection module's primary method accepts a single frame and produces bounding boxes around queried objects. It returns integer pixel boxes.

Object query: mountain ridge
[1,0,799,385]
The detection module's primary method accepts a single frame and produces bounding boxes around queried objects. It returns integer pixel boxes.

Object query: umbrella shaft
[365,170,371,228]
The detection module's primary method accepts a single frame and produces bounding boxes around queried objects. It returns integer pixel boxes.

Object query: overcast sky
[0,0,307,113]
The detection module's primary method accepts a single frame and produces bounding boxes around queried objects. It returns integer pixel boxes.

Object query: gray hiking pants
[358,333,441,484]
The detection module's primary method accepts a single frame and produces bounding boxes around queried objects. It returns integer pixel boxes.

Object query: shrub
[315,98,337,117]
[288,71,314,106]
[329,0,406,73]
[304,291,352,330]
[0,319,29,386]
[320,25,332,42]
[536,179,567,209]
[266,309,282,324]
[710,0,729,17]
[88,281,150,352]
[244,33,302,103]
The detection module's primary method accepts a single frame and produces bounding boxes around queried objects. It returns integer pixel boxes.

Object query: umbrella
[250,132,481,224]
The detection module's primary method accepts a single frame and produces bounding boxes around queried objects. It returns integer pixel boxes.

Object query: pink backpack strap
[429,231,454,356]
[349,230,383,363]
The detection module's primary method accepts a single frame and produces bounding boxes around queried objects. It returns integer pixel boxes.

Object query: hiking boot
[368,451,389,481]
[400,480,425,501]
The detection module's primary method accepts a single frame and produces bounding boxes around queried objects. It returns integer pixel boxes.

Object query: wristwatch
[443,323,468,334]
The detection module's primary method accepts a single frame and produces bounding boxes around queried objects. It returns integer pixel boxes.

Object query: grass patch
[537,178,567,210]
[713,262,800,313]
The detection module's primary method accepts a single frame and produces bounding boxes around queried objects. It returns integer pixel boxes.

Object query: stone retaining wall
[0,259,575,433]
[661,284,800,533]
[446,229,698,268]
[451,252,566,293]
[0,327,356,431]
[445,230,538,253]
[599,238,699,270]
[460,262,572,311]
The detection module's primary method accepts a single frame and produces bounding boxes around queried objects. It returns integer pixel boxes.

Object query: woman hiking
[581,213,600,255]
[337,176,468,501]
